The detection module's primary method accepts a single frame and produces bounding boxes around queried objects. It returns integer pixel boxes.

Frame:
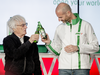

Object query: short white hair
[7,15,26,32]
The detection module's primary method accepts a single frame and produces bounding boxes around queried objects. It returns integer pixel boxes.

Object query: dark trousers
[5,71,32,75]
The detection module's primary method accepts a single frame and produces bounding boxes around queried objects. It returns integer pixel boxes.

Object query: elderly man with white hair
[3,15,42,75]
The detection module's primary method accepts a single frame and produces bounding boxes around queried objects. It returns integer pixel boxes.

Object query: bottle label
[40,30,45,37]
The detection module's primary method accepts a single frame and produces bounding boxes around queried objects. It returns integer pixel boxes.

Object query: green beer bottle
[33,25,39,43]
[38,21,47,39]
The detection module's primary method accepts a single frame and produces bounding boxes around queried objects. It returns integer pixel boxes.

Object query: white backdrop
[0,0,77,44]
[79,0,100,44]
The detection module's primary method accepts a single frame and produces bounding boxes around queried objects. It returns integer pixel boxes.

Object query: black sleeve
[3,37,32,59]
[33,43,42,75]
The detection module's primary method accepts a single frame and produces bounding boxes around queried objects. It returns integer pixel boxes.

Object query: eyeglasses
[16,23,28,27]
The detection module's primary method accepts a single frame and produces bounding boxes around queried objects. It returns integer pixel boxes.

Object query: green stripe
[70,24,72,32]
[77,36,80,45]
[77,36,81,69]
[77,19,82,69]
[48,45,60,56]
[76,33,81,34]
[46,41,60,56]
[89,54,91,64]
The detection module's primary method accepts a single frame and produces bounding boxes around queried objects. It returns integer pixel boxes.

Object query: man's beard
[61,20,66,23]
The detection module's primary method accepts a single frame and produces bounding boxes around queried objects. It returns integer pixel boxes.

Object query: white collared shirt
[18,37,24,44]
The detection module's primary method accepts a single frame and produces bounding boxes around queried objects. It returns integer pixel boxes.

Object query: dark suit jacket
[3,33,41,75]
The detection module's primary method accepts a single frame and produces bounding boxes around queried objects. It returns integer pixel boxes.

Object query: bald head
[56,3,72,14]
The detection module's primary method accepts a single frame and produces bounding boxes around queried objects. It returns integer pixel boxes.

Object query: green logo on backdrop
[53,0,69,5]
[53,0,100,6]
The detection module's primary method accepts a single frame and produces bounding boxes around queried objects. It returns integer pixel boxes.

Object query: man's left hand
[64,45,79,53]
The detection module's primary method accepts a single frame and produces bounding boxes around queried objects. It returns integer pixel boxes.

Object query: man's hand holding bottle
[41,33,50,45]
[29,34,39,43]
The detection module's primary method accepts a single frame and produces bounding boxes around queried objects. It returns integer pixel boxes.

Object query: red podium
[0,53,100,75]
